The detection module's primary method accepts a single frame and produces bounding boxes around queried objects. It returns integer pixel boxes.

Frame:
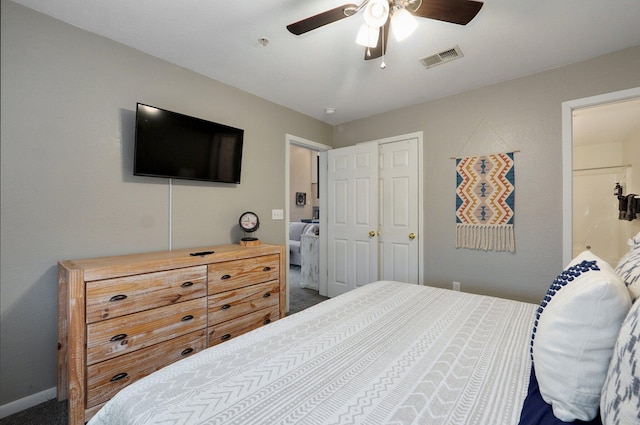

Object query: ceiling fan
[287,0,483,61]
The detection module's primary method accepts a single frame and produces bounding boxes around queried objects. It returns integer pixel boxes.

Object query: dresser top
[59,243,283,282]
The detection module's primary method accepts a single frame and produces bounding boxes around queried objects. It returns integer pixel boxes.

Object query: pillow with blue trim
[530,251,631,422]
[615,232,640,301]
[600,297,640,425]
[518,368,602,425]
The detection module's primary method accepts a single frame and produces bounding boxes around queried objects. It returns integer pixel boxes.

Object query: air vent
[419,45,464,69]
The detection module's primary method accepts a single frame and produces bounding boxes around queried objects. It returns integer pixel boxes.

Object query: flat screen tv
[134,103,244,183]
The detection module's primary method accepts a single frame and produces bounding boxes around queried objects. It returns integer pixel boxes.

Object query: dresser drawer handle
[181,315,194,322]
[110,372,128,382]
[221,304,231,310]
[109,294,127,302]
[221,333,231,341]
[263,319,271,325]
[110,333,127,342]
[181,281,194,288]
[180,348,194,356]
[263,293,271,298]
[263,266,271,272]
[221,274,231,280]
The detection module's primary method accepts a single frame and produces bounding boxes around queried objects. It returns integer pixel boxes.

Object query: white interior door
[327,136,421,296]
[379,138,419,283]
[327,142,379,297]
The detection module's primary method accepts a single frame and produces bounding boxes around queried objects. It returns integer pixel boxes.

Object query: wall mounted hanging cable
[168,178,173,250]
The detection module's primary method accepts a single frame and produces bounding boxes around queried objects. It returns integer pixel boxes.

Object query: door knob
[369,230,377,237]
[408,232,416,240]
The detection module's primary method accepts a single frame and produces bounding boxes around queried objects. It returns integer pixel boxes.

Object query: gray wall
[334,45,640,303]
[0,1,332,407]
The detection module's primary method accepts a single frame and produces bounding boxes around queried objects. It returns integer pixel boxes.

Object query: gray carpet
[0,266,327,424]
[287,264,329,315]
[0,398,67,425]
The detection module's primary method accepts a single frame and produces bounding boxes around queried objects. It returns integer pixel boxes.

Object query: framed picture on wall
[296,192,306,206]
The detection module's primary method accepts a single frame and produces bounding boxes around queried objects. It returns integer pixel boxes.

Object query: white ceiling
[11,0,640,125]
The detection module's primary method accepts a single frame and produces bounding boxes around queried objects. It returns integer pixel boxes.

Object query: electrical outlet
[272,209,284,220]
[452,281,461,291]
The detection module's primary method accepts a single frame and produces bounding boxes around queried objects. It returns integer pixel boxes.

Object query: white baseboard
[0,387,57,419]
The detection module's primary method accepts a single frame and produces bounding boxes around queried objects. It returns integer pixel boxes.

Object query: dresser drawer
[208,304,279,347]
[208,280,279,326]
[208,254,279,295]
[86,329,206,408]
[86,298,206,365]
[86,266,207,323]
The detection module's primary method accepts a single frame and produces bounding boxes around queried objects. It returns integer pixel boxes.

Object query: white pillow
[615,231,640,301]
[600,298,640,425]
[531,251,631,422]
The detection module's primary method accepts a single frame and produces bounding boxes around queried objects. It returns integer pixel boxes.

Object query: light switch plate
[272,209,284,220]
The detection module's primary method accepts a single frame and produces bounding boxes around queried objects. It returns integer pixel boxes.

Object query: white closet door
[326,137,420,297]
[327,142,379,297]
[379,138,419,284]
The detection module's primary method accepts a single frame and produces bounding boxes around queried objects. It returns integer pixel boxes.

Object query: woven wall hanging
[456,152,515,252]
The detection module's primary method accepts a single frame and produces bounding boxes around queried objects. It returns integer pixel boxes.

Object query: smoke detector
[419,45,464,69]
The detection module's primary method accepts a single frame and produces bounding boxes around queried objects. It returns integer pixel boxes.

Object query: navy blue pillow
[518,368,602,425]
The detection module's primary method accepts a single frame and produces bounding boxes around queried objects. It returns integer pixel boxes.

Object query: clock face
[239,211,259,233]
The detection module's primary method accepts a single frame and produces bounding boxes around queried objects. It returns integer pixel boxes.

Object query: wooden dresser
[57,244,285,425]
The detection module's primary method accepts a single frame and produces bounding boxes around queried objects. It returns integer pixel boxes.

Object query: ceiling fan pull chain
[380,28,386,69]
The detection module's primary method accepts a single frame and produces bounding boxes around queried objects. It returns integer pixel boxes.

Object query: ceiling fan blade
[412,0,483,25]
[364,21,390,60]
[287,4,359,35]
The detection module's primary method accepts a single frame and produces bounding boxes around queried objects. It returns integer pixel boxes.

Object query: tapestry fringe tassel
[456,224,515,252]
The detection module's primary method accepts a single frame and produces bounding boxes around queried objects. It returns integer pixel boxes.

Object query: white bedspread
[89,281,537,425]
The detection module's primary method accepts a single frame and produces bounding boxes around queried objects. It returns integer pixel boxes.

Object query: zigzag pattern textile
[456,152,515,252]
[89,282,536,425]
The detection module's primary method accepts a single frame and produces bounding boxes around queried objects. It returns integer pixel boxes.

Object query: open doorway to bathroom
[569,95,640,265]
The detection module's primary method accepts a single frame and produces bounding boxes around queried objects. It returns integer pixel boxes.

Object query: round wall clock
[239,211,260,246]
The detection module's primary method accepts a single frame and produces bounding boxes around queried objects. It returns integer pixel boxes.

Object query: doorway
[285,134,331,311]
[562,87,640,266]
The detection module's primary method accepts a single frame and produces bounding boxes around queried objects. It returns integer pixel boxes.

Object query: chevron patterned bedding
[89,281,537,425]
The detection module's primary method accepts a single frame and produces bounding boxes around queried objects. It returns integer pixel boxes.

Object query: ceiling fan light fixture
[356,22,380,47]
[391,7,417,41]
[363,0,389,28]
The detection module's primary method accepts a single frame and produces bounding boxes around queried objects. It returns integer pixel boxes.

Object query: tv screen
[134,103,244,183]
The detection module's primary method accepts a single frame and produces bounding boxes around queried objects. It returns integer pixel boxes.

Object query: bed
[89,245,640,425]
